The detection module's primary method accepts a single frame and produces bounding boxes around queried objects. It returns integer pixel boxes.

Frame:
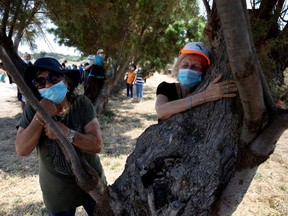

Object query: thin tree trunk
[0,47,115,215]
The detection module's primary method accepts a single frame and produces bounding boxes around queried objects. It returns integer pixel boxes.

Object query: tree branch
[258,0,276,20]
[210,1,288,214]
[251,109,288,156]
[1,1,9,39]
[0,47,115,215]
[8,0,21,39]
[215,0,267,144]
[202,0,211,15]
[274,0,285,21]
[13,0,45,50]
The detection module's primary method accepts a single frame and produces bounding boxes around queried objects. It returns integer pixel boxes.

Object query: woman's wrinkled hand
[203,74,238,102]
[44,121,69,140]
[37,99,58,119]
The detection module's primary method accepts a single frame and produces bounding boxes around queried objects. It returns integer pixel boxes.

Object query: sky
[18,22,81,56]
[18,35,80,56]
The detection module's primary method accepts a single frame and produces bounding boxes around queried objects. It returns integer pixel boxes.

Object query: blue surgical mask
[24,60,30,64]
[38,80,67,104]
[177,68,202,89]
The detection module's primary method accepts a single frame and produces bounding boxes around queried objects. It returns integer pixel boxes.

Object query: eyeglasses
[32,73,63,89]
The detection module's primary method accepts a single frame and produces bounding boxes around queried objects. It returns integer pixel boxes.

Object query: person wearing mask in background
[84,56,105,104]
[135,66,146,103]
[124,64,137,101]
[18,52,33,110]
[155,42,238,121]
[83,55,95,91]
[15,57,106,215]
[84,50,105,76]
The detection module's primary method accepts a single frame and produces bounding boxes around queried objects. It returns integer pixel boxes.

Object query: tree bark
[109,1,288,215]
[2,1,288,215]
[111,93,242,215]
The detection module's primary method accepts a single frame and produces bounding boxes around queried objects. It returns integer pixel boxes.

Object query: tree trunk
[111,91,242,215]
[2,1,288,215]
[108,1,288,215]
[93,53,135,114]
[109,39,243,215]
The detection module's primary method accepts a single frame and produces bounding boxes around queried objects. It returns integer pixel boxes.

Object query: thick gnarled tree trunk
[2,0,288,215]
[109,0,288,215]
[112,94,242,215]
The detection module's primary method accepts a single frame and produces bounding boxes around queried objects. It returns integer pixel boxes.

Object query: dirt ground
[0,73,287,215]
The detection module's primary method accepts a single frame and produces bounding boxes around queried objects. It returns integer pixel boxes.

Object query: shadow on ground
[99,94,158,157]
[0,114,39,177]
[0,201,47,216]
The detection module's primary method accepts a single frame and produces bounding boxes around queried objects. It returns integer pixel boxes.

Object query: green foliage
[0,0,47,51]
[99,109,117,125]
[249,3,288,103]
[269,82,284,100]
[44,0,204,73]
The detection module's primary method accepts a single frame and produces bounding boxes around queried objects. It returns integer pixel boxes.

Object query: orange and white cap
[179,42,211,65]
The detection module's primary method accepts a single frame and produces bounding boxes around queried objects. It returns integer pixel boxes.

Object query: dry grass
[0,73,287,216]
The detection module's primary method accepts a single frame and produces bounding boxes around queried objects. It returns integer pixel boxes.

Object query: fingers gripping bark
[204,74,238,102]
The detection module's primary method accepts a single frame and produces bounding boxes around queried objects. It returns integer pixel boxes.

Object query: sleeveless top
[156,81,180,101]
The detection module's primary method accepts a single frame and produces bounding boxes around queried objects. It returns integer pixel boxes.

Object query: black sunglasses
[32,73,63,89]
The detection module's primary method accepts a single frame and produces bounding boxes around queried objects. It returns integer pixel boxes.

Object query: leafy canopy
[44,0,205,72]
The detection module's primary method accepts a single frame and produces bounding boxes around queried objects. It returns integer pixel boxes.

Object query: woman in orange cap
[155,42,238,120]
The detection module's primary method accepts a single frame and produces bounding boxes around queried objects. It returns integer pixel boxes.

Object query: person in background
[18,52,33,110]
[96,49,105,59]
[106,57,115,78]
[135,66,146,103]
[83,55,95,91]
[15,57,106,215]
[61,60,67,69]
[72,64,77,70]
[155,42,238,120]
[84,56,106,104]
[78,63,84,84]
[0,61,7,83]
[124,63,137,101]
[0,61,13,84]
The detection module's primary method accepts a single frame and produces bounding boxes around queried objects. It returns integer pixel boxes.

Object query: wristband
[35,115,45,126]
[66,129,75,143]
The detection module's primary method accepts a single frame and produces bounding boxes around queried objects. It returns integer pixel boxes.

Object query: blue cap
[179,42,211,65]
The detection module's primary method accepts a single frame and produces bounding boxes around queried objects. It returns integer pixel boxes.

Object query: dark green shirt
[19,95,106,212]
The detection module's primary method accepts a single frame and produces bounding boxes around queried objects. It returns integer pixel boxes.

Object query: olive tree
[2,0,288,215]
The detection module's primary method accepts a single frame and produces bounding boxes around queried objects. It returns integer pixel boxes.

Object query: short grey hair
[171,54,186,76]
